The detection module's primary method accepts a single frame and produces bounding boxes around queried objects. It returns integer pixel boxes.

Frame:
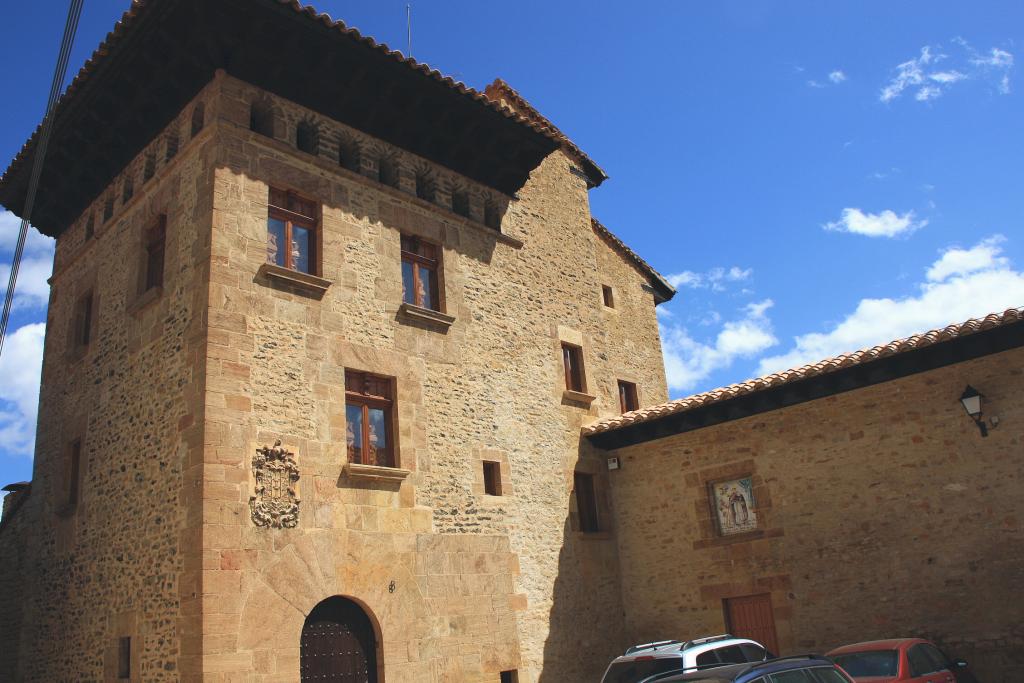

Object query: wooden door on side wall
[724,593,780,655]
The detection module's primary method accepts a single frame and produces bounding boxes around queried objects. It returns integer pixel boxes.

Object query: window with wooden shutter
[618,380,639,413]
[345,370,396,468]
[267,188,318,275]
[561,343,586,393]
[400,235,442,311]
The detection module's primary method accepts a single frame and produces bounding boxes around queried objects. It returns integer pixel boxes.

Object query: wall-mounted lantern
[959,385,999,437]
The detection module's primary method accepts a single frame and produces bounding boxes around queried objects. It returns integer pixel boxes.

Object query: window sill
[562,389,597,405]
[127,286,162,317]
[258,263,332,298]
[345,462,412,483]
[398,302,455,330]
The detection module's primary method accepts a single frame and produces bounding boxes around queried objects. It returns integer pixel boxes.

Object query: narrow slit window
[122,178,134,204]
[483,461,502,496]
[400,235,441,311]
[73,290,94,349]
[451,190,470,218]
[190,103,205,138]
[338,137,361,172]
[378,157,399,188]
[143,152,156,182]
[296,121,319,155]
[602,285,614,308]
[618,380,639,413]
[267,188,318,275]
[165,132,179,162]
[66,439,82,509]
[415,173,436,202]
[345,370,396,468]
[561,343,586,393]
[117,636,131,679]
[84,214,95,241]
[250,100,274,137]
[484,201,501,230]
[103,197,114,222]
[143,217,166,292]
[574,472,600,533]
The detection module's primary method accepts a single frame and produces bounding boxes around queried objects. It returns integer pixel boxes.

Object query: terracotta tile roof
[484,79,608,188]
[0,0,567,206]
[591,219,675,303]
[583,306,1024,436]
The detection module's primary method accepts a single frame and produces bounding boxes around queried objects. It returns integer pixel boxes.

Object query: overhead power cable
[0,0,85,360]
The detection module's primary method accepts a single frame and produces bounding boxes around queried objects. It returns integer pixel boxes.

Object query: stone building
[583,308,1024,683]
[1,2,1022,683]
[0,1,672,681]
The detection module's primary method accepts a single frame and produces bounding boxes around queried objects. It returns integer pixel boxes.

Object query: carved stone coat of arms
[249,440,300,529]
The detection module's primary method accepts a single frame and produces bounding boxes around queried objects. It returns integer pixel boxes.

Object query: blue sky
[2,1,1023,488]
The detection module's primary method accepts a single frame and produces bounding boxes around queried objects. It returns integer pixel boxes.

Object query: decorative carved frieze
[249,440,300,529]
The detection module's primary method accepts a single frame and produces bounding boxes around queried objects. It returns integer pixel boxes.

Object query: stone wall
[0,83,216,680]
[598,346,1024,683]
[192,74,668,682]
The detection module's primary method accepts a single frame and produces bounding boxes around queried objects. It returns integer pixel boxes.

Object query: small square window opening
[483,461,502,496]
[602,285,614,308]
[500,671,519,683]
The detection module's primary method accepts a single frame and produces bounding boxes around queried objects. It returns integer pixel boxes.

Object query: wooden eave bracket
[398,302,455,330]
[258,263,332,298]
[345,462,412,483]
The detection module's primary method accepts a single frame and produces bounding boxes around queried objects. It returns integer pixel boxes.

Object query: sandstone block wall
[0,83,217,680]
[192,74,668,682]
[599,347,1024,683]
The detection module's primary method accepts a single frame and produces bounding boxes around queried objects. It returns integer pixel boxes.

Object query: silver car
[601,634,774,683]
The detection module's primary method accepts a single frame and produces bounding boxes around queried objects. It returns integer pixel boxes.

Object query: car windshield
[832,650,899,677]
[604,658,683,683]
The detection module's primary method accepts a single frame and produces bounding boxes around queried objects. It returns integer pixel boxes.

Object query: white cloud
[0,323,46,457]
[756,235,1024,376]
[829,70,847,84]
[881,42,1013,103]
[807,70,847,89]
[926,235,1007,281]
[662,300,777,392]
[0,211,54,310]
[667,266,752,292]
[823,208,926,238]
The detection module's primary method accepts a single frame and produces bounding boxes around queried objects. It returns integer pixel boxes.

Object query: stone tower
[0,1,674,680]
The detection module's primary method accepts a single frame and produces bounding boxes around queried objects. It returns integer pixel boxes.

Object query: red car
[826,638,972,683]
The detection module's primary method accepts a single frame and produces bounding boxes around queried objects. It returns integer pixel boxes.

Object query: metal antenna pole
[0,0,85,360]
[406,4,412,59]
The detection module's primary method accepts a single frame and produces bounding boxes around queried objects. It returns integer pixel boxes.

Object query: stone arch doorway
[300,596,379,682]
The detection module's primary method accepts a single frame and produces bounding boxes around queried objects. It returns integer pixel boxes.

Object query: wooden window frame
[345,370,397,469]
[618,380,639,413]
[142,216,166,293]
[482,460,502,496]
[561,342,586,393]
[267,188,319,276]
[400,235,443,312]
[574,471,600,534]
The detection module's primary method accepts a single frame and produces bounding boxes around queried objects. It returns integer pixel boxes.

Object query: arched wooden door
[300,597,378,682]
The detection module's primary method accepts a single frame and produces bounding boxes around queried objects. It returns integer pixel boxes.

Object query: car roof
[647,655,835,682]
[614,638,762,662]
[827,638,927,655]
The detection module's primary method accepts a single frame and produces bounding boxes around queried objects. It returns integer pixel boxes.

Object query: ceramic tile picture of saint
[713,477,757,535]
